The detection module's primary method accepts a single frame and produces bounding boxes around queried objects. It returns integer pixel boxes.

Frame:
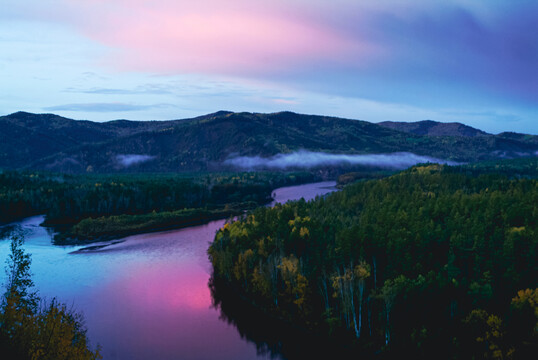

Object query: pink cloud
[63,0,379,75]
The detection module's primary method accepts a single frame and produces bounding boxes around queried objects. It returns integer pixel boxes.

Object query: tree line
[0,170,314,242]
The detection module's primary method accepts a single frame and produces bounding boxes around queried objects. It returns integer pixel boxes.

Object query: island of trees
[209,160,538,358]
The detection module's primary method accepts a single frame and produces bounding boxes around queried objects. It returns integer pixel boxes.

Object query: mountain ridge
[1,111,537,173]
[377,119,490,137]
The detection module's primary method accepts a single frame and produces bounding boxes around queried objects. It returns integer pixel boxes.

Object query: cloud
[365,5,538,103]
[44,103,175,112]
[116,154,156,167]
[23,0,529,116]
[224,150,458,170]
[7,1,538,96]
[64,84,174,95]
[57,0,378,75]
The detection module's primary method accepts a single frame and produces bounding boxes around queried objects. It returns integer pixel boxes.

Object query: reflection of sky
[1,1,537,134]
[270,181,336,206]
[83,258,251,359]
[0,182,336,359]
[0,216,96,299]
[0,217,269,360]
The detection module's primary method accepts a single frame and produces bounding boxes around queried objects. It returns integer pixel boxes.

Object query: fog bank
[116,154,156,167]
[224,150,458,170]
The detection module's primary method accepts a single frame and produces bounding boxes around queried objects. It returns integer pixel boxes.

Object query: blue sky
[1,0,537,134]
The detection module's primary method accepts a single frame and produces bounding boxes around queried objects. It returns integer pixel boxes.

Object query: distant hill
[1,111,537,173]
[0,111,182,168]
[377,120,489,137]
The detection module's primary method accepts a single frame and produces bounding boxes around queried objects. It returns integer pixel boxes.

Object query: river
[0,181,336,360]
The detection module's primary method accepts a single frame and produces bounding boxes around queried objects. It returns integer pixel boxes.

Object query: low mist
[116,154,156,167]
[224,150,458,170]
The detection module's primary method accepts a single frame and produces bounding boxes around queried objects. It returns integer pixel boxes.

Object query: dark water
[0,181,336,359]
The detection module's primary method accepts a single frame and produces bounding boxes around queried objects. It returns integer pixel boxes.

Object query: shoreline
[2,181,337,247]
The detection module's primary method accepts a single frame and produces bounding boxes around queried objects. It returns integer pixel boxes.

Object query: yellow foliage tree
[278,255,309,313]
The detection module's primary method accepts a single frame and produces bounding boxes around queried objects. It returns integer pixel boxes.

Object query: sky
[1,0,537,134]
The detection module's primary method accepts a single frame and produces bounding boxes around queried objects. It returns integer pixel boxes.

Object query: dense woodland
[209,160,538,358]
[0,170,314,242]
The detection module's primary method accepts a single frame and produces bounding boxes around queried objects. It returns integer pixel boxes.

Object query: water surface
[0,181,336,359]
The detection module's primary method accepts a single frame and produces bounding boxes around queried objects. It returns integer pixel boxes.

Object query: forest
[209,160,538,358]
[0,170,314,243]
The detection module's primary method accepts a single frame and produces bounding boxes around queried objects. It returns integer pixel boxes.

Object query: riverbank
[49,180,339,245]
[0,170,317,241]
[54,204,253,245]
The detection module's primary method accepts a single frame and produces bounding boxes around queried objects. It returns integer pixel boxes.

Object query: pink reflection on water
[122,261,210,311]
[79,227,261,359]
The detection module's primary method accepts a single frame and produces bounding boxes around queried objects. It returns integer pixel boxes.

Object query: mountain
[1,111,537,173]
[0,111,181,168]
[377,120,489,137]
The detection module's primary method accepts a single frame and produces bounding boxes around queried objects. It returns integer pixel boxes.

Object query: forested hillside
[209,161,538,358]
[377,120,489,137]
[1,111,537,173]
